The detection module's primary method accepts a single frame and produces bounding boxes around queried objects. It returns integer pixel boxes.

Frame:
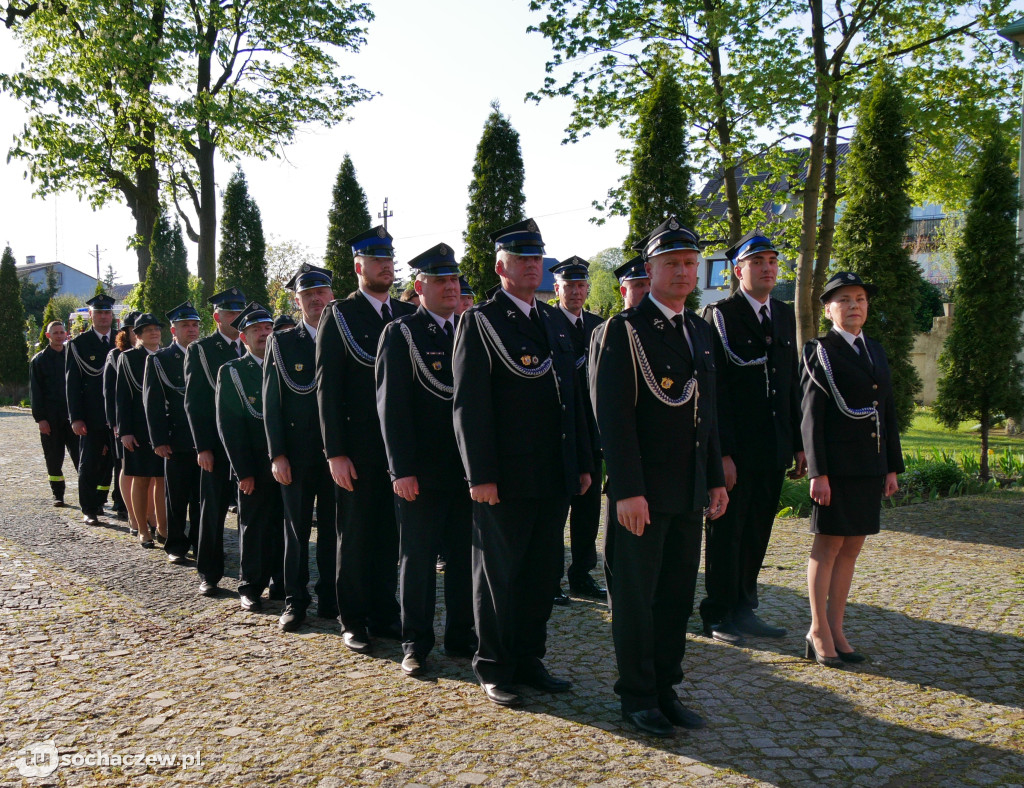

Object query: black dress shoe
[622,708,674,737]
[401,654,424,676]
[53,499,64,508]
[569,574,607,598]
[659,697,706,729]
[267,586,286,601]
[82,512,98,525]
[702,620,746,646]
[239,593,263,612]
[515,664,572,693]
[837,648,867,664]
[368,621,402,640]
[167,553,187,565]
[227,504,238,514]
[481,683,522,707]
[441,643,476,659]
[317,607,339,620]
[735,613,787,638]
[279,606,305,632]
[343,629,373,654]
[198,581,220,597]
[552,589,571,606]
[804,636,845,669]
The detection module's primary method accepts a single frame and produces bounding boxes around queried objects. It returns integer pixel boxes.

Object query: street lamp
[997,17,1024,242]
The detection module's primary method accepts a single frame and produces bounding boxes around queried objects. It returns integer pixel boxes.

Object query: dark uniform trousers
[144,345,200,557]
[266,323,337,615]
[102,348,125,513]
[699,292,802,626]
[66,332,116,516]
[186,334,243,586]
[559,309,605,586]
[591,296,725,713]
[31,345,80,500]
[216,354,284,598]
[377,307,474,657]
[454,292,591,687]
[317,293,415,631]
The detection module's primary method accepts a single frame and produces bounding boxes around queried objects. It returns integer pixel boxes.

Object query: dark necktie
[102,334,110,350]
[235,340,243,357]
[853,336,873,373]
[575,316,584,333]
[671,315,693,363]
[444,320,454,339]
[381,301,392,323]
[530,307,546,338]
[760,304,773,344]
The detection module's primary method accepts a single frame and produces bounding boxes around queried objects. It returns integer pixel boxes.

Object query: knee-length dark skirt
[809,475,884,536]
[123,441,164,478]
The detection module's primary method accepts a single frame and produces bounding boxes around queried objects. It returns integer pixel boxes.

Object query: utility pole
[88,245,105,283]
[378,197,393,231]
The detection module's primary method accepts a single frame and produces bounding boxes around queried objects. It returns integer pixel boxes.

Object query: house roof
[15,260,99,280]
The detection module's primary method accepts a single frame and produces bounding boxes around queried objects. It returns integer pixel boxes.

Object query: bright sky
[0,0,631,287]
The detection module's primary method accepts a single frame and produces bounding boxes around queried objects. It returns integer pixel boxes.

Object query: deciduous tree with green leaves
[461,101,526,297]
[0,246,29,386]
[216,168,268,307]
[833,66,921,433]
[934,130,1024,481]
[324,155,372,297]
[142,211,190,344]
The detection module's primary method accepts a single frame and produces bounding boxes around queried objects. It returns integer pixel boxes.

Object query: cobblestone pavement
[1,406,1022,787]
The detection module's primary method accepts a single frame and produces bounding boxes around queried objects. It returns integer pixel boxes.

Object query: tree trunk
[813,107,842,307]
[196,135,217,300]
[980,411,990,481]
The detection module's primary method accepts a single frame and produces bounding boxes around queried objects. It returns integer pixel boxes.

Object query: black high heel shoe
[804,636,845,669]
[836,648,866,664]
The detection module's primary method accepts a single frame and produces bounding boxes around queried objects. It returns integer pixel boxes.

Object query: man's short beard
[363,277,391,295]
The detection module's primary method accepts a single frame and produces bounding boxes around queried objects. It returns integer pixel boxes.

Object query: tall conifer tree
[324,154,372,297]
[0,246,29,385]
[216,167,268,305]
[934,129,1024,480]
[461,101,526,297]
[143,211,190,343]
[833,65,921,432]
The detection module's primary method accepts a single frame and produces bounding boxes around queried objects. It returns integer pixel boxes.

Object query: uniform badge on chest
[248,396,256,404]
[661,377,674,389]
[432,361,442,371]
[294,364,304,372]
[521,355,532,366]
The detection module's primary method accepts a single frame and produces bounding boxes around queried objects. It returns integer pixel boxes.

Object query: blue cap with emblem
[459,276,475,297]
[285,263,333,293]
[633,216,700,260]
[86,293,115,311]
[208,287,247,311]
[165,301,201,323]
[273,313,297,330]
[819,271,878,304]
[133,312,164,331]
[726,230,778,263]
[347,225,394,259]
[489,218,545,256]
[408,243,461,276]
[613,255,649,283]
[230,301,273,331]
[550,256,590,281]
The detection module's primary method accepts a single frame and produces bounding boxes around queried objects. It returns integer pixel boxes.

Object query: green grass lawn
[900,409,1024,458]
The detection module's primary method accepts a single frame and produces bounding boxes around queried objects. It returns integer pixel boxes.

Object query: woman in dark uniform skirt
[115,313,167,548]
[799,272,904,667]
[106,313,138,532]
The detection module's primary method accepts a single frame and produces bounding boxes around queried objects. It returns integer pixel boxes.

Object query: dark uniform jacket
[453,290,592,499]
[30,345,69,424]
[66,331,114,428]
[264,322,322,469]
[315,293,415,468]
[216,354,270,483]
[185,332,238,455]
[703,290,802,468]
[555,307,604,456]
[376,306,463,491]
[590,295,725,514]
[115,348,152,442]
[103,348,122,429]
[800,329,904,479]
[143,343,193,453]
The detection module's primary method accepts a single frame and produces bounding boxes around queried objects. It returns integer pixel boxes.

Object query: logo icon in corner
[14,740,60,777]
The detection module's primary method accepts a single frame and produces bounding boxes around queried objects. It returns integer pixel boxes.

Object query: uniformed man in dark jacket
[550,256,606,602]
[216,302,283,612]
[144,302,202,563]
[266,264,337,632]
[31,320,79,506]
[184,288,246,597]
[453,218,593,708]
[316,226,415,652]
[591,216,728,737]
[377,243,475,676]
[105,312,138,527]
[66,293,117,524]
[699,232,806,646]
